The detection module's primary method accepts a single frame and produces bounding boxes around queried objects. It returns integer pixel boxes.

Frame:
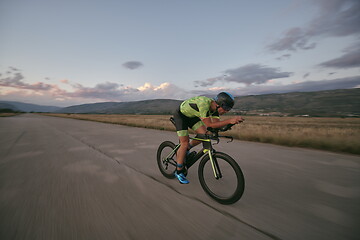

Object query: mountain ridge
[0,101,61,113]
[1,88,359,117]
[57,88,360,117]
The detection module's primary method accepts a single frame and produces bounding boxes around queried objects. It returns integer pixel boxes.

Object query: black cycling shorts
[173,108,204,136]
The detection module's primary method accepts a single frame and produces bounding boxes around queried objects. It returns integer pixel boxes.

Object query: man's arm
[201,116,243,129]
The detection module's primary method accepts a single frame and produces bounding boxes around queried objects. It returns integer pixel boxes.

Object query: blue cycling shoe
[174,172,189,184]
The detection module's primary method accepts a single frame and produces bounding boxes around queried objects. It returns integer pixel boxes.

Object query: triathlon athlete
[172,92,244,184]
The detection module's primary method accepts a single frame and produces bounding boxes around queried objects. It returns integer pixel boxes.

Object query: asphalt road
[0,114,359,240]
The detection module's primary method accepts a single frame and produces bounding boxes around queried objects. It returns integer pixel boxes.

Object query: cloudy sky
[1,0,359,107]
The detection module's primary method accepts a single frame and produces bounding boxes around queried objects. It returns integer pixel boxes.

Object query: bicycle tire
[157,141,177,179]
[198,152,245,204]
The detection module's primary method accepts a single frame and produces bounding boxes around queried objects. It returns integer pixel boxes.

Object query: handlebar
[207,123,234,134]
[220,123,235,132]
[206,123,235,143]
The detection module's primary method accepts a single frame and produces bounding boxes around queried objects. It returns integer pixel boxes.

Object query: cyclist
[173,92,244,184]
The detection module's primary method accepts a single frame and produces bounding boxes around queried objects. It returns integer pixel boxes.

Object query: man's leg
[174,136,190,184]
[177,136,189,171]
[189,125,207,147]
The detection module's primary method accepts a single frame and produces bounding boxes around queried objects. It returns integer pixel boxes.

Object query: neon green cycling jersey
[180,96,219,119]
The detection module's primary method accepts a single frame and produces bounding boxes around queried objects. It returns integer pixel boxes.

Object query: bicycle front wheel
[157,141,177,179]
[198,152,245,204]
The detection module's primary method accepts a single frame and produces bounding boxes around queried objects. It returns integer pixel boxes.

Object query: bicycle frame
[159,118,244,204]
[164,135,222,179]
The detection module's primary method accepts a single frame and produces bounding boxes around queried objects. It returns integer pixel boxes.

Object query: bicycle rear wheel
[198,152,245,204]
[157,141,177,179]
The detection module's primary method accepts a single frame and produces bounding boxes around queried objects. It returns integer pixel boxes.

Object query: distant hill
[57,99,182,114]
[0,101,61,113]
[232,88,360,117]
[56,88,360,117]
[0,102,20,113]
[2,88,358,116]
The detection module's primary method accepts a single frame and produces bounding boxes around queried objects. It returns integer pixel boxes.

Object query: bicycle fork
[205,149,222,180]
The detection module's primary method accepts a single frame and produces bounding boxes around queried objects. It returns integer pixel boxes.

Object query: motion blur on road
[0,114,359,240]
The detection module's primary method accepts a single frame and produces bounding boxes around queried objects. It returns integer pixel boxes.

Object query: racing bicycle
[156,117,245,204]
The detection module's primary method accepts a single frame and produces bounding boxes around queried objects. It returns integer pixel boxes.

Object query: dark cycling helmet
[214,92,234,111]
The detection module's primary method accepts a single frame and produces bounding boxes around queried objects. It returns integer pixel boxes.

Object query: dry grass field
[43,114,360,155]
[0,113,21,117]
